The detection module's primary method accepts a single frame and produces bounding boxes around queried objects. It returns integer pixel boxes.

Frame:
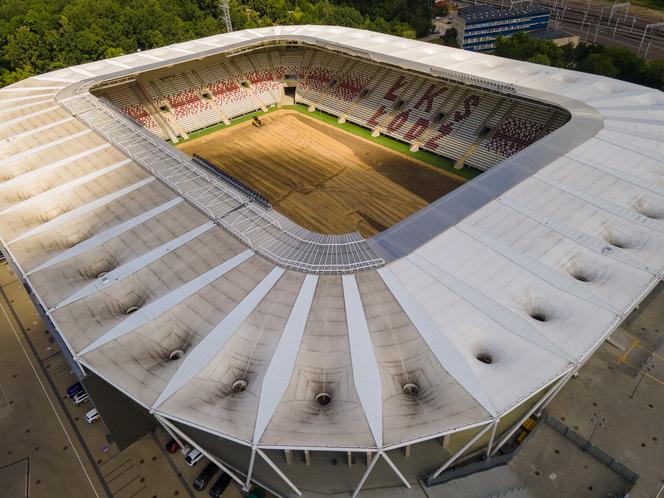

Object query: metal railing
[56,82,384,274]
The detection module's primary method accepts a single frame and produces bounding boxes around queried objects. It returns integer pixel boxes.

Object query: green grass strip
[177,103,480,180]
[281,104,479,180]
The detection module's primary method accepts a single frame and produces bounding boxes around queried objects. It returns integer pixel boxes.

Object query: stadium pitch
[177,109,466,237]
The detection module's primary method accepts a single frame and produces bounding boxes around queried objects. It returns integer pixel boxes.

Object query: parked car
[193,462,218,491]
[185,448,204,467]
[72,391,89,405]
[209,473,232,498]
[165,438,180,454]
[85,408,100,423]
[66,382,84,398]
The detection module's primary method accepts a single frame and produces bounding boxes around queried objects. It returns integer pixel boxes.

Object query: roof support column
[154,413,187,450]
[352,450,410,497]
[256,448,302,496]
[284,449,293,465]
[382,452,411,489]
[352,451,380,498]
[427,422,494,484]
[490,369,573,457]
[486,417,499,458]
[156,415,245,488]
[243,447,257,492]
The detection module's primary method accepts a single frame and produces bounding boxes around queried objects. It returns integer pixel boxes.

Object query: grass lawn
[176,103,480,180]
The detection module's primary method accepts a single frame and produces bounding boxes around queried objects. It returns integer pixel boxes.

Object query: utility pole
[584,412,607,452]
[220,0,233,33]
[640,22,664,53]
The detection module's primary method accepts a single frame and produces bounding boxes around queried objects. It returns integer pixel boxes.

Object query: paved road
[0,262,107,498]
[0,260,201,498]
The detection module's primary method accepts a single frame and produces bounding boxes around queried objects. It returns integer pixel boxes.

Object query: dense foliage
[2,1,662,91]
[440,27,459,48]
[0,0,432,86]
[496,32,664,91]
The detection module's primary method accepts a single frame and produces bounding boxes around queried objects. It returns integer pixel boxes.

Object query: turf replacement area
[177,109,466,237]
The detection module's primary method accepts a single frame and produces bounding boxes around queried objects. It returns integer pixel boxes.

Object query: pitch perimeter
[177,109,465,237]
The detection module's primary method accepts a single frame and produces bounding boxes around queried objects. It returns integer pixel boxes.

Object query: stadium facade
[0,25,663,497]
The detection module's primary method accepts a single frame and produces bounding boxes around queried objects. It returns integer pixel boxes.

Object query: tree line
[2,0,662,92]
[0,0,433,86]
[495,32,664,91]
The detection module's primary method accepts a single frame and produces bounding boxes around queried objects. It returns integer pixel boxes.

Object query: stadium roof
[1,25,663,463]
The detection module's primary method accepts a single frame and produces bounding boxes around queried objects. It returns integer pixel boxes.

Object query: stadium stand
[99,47,568,170]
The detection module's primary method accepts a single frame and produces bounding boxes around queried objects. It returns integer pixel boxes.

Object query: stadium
[0,24,663,497]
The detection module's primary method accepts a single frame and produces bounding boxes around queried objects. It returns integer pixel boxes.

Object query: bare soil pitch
[177,110,465,237]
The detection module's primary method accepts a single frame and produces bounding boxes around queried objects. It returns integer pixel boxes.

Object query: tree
[641,60,664,90]
[441,27,458,48]
[527,53,551,66]
[602,47,645,83]
[577,53,619,77]
[495,32,563,66]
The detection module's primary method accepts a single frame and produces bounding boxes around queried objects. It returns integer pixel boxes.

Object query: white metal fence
[56,82,384,274]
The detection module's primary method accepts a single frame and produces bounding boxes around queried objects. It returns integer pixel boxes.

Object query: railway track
[457,0,664,58]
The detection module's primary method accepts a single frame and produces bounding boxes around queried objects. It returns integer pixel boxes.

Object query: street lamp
[585,412,607,452]
[629,336,662,398]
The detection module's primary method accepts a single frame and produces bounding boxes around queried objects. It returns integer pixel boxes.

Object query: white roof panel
[0,26,661,452]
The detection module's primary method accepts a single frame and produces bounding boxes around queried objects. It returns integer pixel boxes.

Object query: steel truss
[56,83,385,274]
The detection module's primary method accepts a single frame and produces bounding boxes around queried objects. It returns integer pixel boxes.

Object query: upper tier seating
[102,49,566,170]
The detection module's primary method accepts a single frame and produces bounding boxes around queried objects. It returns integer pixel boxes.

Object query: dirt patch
[177,110,465,237]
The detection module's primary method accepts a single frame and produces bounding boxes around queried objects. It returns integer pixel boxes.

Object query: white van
[185,448,204,467]
[85,408,100,423]
[72,391,89,406]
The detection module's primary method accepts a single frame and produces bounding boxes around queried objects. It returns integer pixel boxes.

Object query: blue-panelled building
[452,4,551,52]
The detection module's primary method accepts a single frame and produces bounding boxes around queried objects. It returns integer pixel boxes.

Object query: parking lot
[0,260,244,498]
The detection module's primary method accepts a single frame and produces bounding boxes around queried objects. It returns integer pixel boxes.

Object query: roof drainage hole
[476,353,493,364]
[572,273,589,282]
[232,379,248,393]
[316,392,332,406]
[530,312,547,322]
[588,486,593,491]
[402,383,420,396]
[534,470,541,476]
[169,349,184,361]
[126,306,139,315]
